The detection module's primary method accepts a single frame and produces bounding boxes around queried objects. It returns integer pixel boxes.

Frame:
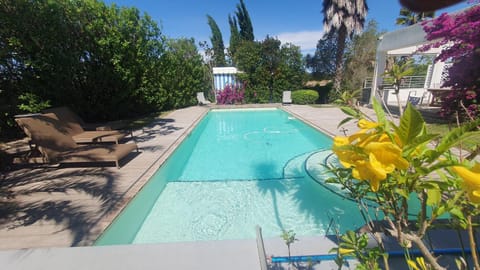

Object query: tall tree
[235,0,254,41]
[160,38,210,109]
[228,14,241,61]
[261,36,281,102]
[396,8,435,26]
[342,20,381,91]
[305,33,338,80]
[206,15,226,67]
[235,37,304,103]
[322,0,368,92]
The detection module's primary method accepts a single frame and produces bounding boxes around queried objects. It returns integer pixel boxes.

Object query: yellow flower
[333,136,349,146]
[352,156,390,192]
[338,248,355,255]
[416,257,427,270]
[358,119,379,129]
[364,142,409,170]
[406,257,428,270]
[332,124,409,192]
[407,259,420,270]
[332,136,365,168]
[452,163,480,204]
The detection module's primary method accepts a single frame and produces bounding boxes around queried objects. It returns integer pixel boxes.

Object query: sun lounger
[282,91,292,105]
[43,106,127,131]
[196,92,211,105]
[14,114,137,167]
[41,107,128,144]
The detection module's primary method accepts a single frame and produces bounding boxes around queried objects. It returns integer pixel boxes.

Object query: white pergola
[370,23,447,105]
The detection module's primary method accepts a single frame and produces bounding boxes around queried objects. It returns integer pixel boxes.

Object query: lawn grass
[427,122,478,153]
[426,122,453,136]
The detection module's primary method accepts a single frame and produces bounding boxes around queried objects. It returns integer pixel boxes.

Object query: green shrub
[292,89,319,104]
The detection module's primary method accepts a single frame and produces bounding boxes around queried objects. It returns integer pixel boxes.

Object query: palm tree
[396,8,435,26]
[383,59,415,116]
[322,0,368,93]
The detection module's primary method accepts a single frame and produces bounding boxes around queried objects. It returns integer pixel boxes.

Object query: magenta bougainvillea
[216,84,245,105]
[420,5,480,119]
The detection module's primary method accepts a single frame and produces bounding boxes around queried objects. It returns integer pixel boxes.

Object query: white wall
[384,88,431,105]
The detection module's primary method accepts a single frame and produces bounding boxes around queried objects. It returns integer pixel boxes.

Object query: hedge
[291,89,319,104]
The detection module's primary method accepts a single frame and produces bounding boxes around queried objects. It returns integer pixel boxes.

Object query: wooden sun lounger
[14,114,137,167]
[42,106,129,143]
[43,106,127,131]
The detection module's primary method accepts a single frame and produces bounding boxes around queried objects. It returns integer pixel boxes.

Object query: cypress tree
[228,14,241,61]
[235,0,254,41]
[206,15,226,67]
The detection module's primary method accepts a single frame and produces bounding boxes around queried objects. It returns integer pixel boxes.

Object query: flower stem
[467,215,480,270]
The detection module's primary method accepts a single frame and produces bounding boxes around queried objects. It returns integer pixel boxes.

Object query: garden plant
[328,99,480,270]
[291,90,320,105]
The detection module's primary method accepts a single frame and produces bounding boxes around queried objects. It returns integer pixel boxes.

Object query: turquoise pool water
[96,108,367,245]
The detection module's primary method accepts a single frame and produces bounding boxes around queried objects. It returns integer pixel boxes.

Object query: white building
[370,20,451,106]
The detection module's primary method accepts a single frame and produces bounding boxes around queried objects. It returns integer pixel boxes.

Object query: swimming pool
[96,108,367,245]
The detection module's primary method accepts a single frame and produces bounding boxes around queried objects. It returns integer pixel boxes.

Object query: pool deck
[0,104,391,269]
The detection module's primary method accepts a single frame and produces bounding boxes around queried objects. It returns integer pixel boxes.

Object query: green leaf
[402,134,439,157]
[396,103,425,145]
[340,106,360,118]
[433,119,480,160]
[372,98,386,124]
[395,188,410,199]
[426,188,441,206]
[422,159,460,175]
[450,208,465,220]
[337,117,354,128]
[435,206,446,216]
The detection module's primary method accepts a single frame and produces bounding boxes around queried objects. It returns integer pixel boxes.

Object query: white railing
[364,76,426,89]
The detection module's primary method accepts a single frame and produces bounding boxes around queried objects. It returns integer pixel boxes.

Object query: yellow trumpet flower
[406,257,428,270]
[358,119,379,129]
[338,248,355,255]
[352,155,391,192]
[332,120,409,192]
[364,142,409,170]
[452,163,480,204]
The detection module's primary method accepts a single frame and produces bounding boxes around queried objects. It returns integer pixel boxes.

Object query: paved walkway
[0,105,368,269]
[283,104,375,136]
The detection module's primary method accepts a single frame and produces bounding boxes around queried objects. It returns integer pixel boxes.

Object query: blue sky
[103,0,471,54]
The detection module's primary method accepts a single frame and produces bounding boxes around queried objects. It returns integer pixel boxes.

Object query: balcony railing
[363,76,426,89]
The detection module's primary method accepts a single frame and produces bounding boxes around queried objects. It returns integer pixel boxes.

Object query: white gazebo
[370,22,450,106]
